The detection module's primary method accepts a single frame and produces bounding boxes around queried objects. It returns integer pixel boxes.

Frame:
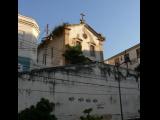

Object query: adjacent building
[104,43,140,70]
[18,14,40,71]
[37,21,105,67]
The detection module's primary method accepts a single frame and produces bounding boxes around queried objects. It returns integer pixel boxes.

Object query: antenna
[46,24,49,36]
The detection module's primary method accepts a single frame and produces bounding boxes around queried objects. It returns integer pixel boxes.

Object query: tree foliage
[49,23,69,38]
[63,44,91,64]
[80,108,103,120]
[18,98,57,120]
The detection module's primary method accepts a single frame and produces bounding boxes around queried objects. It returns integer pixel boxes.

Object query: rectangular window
[90,45,95,57]
[120,56,123,61]
[43,54,46,65]
[114,58,120,65]
[124,53,130,62]
[51,48,53,58]
[136,48,140,58]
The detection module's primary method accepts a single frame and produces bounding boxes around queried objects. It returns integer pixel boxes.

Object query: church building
[37,15,105,67]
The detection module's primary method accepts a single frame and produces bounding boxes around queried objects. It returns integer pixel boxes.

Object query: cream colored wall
[47,36,65,66]
[67,24,103,62]
[18,14,39,33]
[37,35,65,67]
[37,24,104,68]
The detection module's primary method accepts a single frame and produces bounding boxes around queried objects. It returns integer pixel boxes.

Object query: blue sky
[18,0,140,59]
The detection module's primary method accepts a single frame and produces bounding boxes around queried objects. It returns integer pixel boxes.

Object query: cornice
[18,15,40,34]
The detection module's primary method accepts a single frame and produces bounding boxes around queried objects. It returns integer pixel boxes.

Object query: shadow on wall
[36,45,104,67]
[63,49,104,66]
[18,32,39,72]
[18,30,38,40]
[18,32,38,50]
[18,56,31,71]
[82,50,104,62]
[18,32,38,58]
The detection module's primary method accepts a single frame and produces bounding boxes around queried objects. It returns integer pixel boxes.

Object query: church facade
[37,22,105,67]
